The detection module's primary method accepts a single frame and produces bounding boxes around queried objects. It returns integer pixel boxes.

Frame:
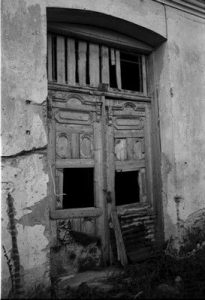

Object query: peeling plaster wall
[1,0,49,298]
[1,0,205,297]
[1,154,50,297]
[154,7,205,246]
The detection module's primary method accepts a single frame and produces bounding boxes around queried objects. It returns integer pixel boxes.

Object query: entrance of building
[47,26,160,263]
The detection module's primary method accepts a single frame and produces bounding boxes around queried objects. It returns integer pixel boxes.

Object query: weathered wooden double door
[49,88,156,262]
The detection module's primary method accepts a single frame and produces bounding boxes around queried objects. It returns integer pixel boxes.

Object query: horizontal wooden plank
[48,82,152,102]
[117,203,152,216]
[50,207,103,219]
[56,158,94,168]
[114,130,144,138]
[115,160,145,172]
[52,103,97,112]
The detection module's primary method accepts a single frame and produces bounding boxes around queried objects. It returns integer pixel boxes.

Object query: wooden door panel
[49,91,103,238]
[106,99,155,262]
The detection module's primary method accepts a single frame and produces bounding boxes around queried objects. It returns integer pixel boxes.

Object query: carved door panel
[106,99,156,262]
[49,91,105,242]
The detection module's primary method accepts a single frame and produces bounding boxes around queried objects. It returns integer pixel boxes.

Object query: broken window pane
[115,170,140,206]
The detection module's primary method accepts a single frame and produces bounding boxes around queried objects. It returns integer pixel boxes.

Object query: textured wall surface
[153,6,205,248]
[1,0,205,298]
[1,0,49,298]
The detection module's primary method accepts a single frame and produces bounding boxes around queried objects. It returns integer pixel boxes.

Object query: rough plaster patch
[17,224,49,270]
[2,154,48,220]
[2,100,47,156]
[2,0,47,102]
[17,197,50,242]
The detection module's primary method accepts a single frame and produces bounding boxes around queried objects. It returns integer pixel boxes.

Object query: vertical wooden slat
[110,49,116,66]
[89,43,100,87]
[138,170,143,203]
[48,97,58,246]
[56,169,63,209]
[71,133,80,158]
[67,38,76,85]
[106,102,115,205]
[101,46,110,84]
[115,50,122,89]
[47,34,53,81]
[142,55,147,95]
[94,98,108,261]
[144,105,153,205]
[78,41,87,85]
[140,168,147,203]
[57,36,65,84]
[111,208,128,266]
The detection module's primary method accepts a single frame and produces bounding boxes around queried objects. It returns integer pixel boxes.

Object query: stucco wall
[1,0,205,297]
[154,7,205,247]
[1,0,49,297]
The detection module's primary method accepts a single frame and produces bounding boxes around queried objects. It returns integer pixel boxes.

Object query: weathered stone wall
[1,0,205,297]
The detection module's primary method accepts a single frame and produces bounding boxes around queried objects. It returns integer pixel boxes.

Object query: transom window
[47,33,147,94]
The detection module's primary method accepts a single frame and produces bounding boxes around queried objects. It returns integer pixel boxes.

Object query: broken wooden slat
[67,38,76,85]
[101,46,110,84]
[57,36,65,84]
[78,41,87,85]
[115,50,122,89]
[89,43,100,87]
[111,208,128,266]
[47,34,53,81]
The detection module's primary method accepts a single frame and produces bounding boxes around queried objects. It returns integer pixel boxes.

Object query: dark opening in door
[115,170,140,206]
[63,168,94,209]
